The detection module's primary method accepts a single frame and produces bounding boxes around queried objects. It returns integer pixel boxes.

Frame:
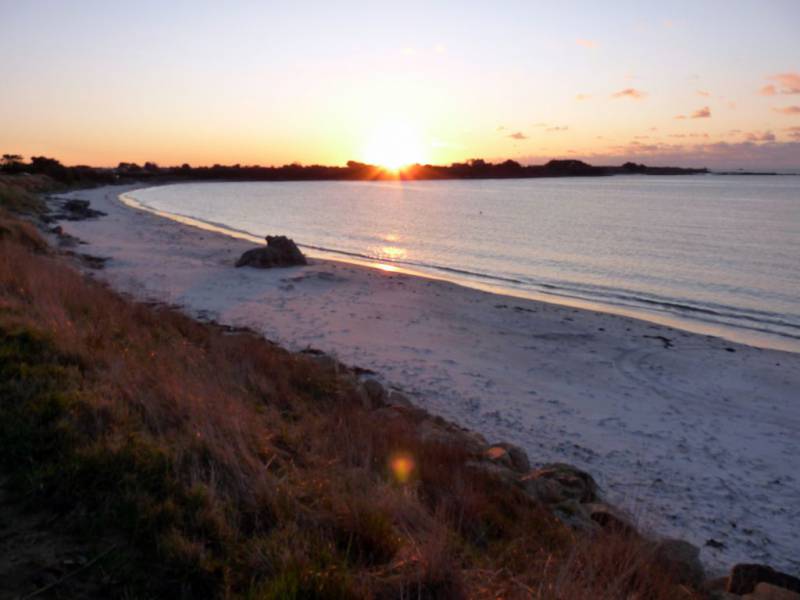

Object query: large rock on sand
[235,235,307,268]
[60,199,106,220]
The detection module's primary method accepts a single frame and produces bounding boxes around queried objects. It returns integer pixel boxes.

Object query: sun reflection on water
[380,246,406,259]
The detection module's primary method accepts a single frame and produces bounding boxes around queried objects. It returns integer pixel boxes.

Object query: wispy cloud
[760,84,777,96]
[667,133,709,139]
[562,141,800,169]
[767,73,800,95]
[786,127,800,140]
[546,126,568,132]
[673,109,711,120]
[697,90,711,97]
[612,88,646,99]
[496,125,506,132]
[774,105,800,115]
[744,131,776,142]
[508,132,528,140]
[576,39,598,49]
[575,93,591,101]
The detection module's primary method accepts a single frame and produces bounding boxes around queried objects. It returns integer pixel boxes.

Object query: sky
[1,0,799,169]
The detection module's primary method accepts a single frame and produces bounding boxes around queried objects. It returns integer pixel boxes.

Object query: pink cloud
[786,127,800,140]
[691,106,711,118]
[667,133,709,139]
[576,39,598,49]
[521,140,800,170]
[697,90,711,97]
[768,73,800,95]
[774,105,800,115]
[744,131,776,142]
[760,84,777,96]
[612,88,646,99]
[508,132,529,140]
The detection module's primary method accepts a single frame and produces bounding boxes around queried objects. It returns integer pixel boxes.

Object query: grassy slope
[0,178,697,599]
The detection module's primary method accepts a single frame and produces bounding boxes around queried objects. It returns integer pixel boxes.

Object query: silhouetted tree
[0,154,707,185]
[29,156,72,182]
[2,153,23,165]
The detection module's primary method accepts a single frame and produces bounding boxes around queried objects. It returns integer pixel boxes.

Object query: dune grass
[0,183,700,598]
[0,173,59,213]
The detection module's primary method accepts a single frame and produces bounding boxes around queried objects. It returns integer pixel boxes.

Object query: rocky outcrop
[585,502,639,538]
[386,390,413,408]
[361,378,387,408]
[653,538,705,587]
[235,235,307,268]
[520,462,598,504]
[483,443,530,473]
[58,199,106,220]
[728,564,800,596]
[744,583,800,599]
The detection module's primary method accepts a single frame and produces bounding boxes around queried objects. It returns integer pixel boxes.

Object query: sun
[363,120,427,171]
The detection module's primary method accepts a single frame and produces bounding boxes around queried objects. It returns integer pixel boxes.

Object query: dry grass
[0,199,703,599]
[0,173,58,213]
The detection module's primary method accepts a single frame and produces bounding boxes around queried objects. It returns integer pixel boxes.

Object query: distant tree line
[1,154,707,186]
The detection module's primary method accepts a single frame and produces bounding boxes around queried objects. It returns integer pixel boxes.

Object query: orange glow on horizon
[362,119,428,171]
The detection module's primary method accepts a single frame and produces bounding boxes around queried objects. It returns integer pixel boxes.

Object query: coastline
[121,180,800,355]
[52,183,800,574]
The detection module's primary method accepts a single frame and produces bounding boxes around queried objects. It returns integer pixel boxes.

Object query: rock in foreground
[727,564,800,595]
[235,235,307,268]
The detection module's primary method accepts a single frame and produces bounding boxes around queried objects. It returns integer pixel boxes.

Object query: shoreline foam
[55,183,800,574]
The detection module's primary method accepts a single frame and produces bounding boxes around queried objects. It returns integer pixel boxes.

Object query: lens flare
[389,452,415,483]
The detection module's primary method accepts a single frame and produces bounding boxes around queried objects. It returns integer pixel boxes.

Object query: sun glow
[363,120,427,171]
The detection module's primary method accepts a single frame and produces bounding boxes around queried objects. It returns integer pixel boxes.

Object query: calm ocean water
[127,175,800,351]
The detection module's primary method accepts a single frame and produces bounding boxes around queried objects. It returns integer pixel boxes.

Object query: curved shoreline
[55,183,800,574]
[121,184,800,354]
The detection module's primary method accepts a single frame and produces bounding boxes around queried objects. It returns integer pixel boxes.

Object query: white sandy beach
[52,184,800,574]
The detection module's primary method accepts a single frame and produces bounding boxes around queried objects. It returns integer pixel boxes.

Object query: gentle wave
[295,241,800,342]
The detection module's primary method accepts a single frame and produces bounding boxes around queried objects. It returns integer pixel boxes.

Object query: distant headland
[1,154,707,186]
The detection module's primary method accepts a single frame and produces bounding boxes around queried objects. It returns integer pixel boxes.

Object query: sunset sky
[2,0,799,169]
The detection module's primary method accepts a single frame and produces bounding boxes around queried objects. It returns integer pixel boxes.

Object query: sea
[125,174,800,353]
